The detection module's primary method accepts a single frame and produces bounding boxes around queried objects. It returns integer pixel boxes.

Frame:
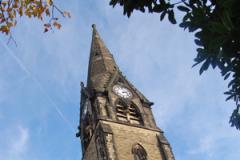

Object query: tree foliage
[109,0,240,130]
[0,0,70,37]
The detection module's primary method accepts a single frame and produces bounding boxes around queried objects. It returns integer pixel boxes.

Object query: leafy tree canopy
[109,0,240,130]
[0,0,70,38]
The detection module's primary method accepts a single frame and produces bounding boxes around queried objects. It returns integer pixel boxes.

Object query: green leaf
[195,31,201,38]
[229,106,240,130]
[182,13,191,22]
[179,21,191,29]
[224,73,231,80]
[160,11,167,21]
[109,0,119,7]
[211,58,217,69]
[228,79,235,88]
[226,94,234,101]
[188,25,198,32]
[168,10,176,24]
[199,58,210,75]
[177,6,190,12]
[193,48,207,67]
[194,39,203,46]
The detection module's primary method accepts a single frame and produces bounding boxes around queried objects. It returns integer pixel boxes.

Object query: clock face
[113,85,132,98]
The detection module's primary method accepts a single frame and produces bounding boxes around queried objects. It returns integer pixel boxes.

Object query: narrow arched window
[132,144,147,160]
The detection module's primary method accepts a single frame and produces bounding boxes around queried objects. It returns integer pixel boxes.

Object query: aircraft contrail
[0,39,75,134]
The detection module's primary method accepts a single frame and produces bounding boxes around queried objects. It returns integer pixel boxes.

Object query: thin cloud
[0,125,29,160]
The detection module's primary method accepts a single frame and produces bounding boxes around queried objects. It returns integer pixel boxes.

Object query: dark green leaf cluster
[109,0,177,24]
[230,105,240,129]
[109,0,240,130]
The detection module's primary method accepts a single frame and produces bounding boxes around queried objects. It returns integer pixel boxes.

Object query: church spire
[90,24,113,57]
[87,24,117,91]
[87,25,152,105]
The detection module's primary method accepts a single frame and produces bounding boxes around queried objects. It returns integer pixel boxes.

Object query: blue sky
[0,1,239,160]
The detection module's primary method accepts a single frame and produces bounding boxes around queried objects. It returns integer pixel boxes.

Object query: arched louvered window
[132,144,147,160]
[116,101,143,125]
[116,101,128,122]
[129,103,142,125]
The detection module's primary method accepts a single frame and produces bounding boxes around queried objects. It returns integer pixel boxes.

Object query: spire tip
[92,24,96,29]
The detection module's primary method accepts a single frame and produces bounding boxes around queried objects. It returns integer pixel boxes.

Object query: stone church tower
[76,25,175,160]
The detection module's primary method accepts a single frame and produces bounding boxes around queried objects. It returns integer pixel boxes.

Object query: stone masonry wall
[101,120,164,160]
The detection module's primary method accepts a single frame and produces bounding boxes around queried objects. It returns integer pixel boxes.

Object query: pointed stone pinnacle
[92,24,96,29]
